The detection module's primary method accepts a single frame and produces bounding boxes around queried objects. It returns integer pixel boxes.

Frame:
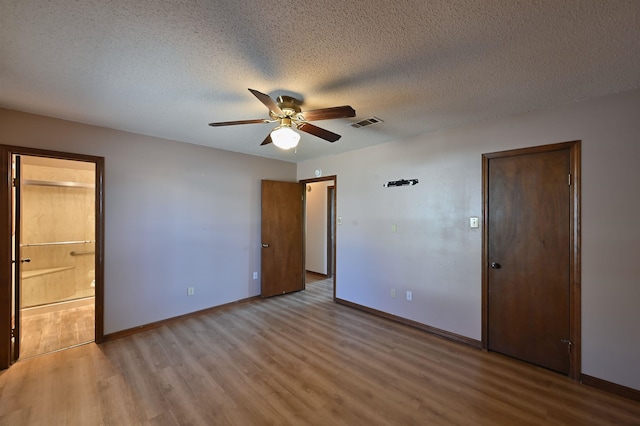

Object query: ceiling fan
[209,89,356,149]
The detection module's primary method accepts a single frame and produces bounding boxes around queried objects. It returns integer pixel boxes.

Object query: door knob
[490,262,501,269]
[21,258,31,263]
[261,243,269,248]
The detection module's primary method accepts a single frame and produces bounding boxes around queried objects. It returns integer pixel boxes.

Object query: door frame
[481,140,581,380]
[301,175,337,300]
[0,144,105,369]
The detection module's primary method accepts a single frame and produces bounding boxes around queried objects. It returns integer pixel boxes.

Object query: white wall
[305,181,332,274]
[297,88,640,392]
[0,108,296,334]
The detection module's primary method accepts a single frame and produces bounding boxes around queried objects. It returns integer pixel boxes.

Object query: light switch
[337,216,342,225]
[391,224,397,233]
[470,217,479,228]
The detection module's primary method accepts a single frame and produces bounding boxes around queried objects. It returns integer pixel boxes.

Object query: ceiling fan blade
[248,89,284,116]
[297,122,341,142]
[260,134,273,146]
[209,119,269,127]
[301,105,356,121]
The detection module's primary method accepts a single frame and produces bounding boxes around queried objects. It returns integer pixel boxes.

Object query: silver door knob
[261,243,269,248]
[490,262,501,269]
[21,258,31,263]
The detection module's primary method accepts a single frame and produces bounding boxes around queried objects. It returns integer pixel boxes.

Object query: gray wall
[298,88,640,392]
[0,108,296,334]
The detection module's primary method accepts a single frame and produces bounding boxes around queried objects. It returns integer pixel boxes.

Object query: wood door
[326,186,335,278]
[261,180,304,297]
[486,147,572,374]
[11,155,22,362]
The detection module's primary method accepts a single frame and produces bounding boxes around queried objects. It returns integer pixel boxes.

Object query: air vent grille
[350,117,384,128]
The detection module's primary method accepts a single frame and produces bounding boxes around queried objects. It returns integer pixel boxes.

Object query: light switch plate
[470,217,479,228]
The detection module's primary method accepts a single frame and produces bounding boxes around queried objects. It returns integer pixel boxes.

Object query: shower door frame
[0,145,105,369]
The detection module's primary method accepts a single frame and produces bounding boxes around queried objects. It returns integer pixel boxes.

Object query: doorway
[482,141,580,380]
[0,145,104,369]
[259,176,337,300]
[17,156,96,358]
[303,177,336,299]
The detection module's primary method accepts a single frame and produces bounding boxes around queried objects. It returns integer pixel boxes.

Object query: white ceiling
[1,1,639,163]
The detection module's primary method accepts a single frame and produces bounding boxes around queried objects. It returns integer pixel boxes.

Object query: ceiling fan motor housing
[270,95,302,120]
[276,95,302,110]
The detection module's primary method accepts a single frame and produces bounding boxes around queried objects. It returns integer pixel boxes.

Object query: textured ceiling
[1,1,639,162]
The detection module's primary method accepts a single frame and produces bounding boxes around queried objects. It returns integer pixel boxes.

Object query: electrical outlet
[406,291,412,301]
[253,272,258,280]
[391,288,396,298]
[187,287,195,296]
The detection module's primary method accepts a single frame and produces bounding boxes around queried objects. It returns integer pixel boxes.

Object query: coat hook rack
[383,179,419,188]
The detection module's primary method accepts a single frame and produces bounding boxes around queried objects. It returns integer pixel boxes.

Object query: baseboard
[581,374,640,403]
[335,297,482,349]
[102,295,261,342]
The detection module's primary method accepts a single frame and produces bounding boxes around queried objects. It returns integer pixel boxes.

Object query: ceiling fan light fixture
[209,89,355,148]
[270,119,300,149]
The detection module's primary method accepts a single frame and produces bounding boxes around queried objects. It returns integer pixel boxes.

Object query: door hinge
[11,328,15,338]
[12,178,16,187]
[568,173,571,186]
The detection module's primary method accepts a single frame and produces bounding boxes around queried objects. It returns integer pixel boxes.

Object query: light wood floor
[19,298,95,359]
[1,280,639,425]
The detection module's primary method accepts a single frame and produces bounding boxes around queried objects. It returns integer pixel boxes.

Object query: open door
[327,185,335,278]
[261,180,304,297]
[11,155,22,363]
[1,145,105,370]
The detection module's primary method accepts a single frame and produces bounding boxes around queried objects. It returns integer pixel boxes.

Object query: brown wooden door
[11,155,22,363]
[261,180,304,297]
[487,147,571,374]
[326,186,335,278]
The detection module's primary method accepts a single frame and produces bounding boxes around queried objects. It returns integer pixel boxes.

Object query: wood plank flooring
[1,280,639,425]
[19,298,95,359]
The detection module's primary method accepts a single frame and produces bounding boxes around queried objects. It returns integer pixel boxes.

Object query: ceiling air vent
[350,117,384,129]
